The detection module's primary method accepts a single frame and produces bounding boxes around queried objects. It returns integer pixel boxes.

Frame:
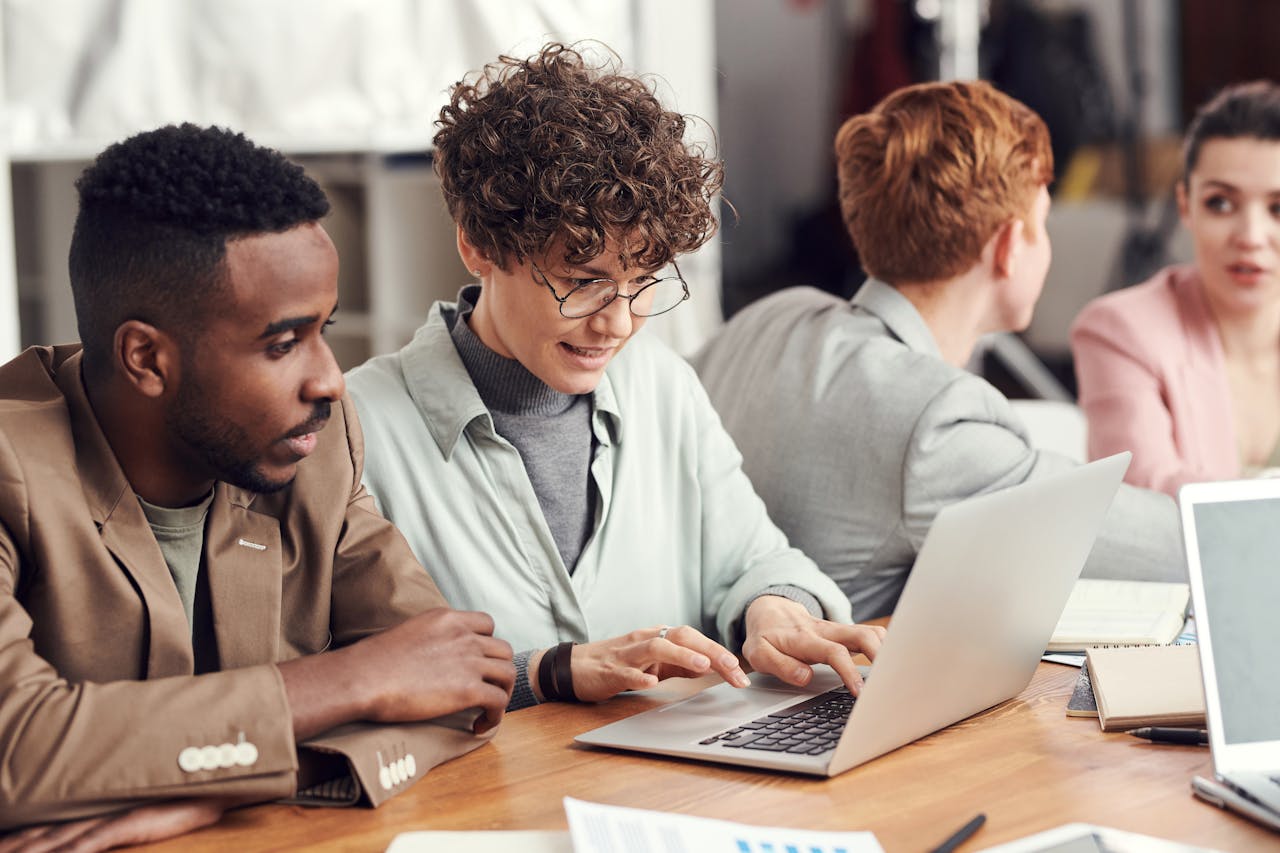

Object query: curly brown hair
[433,42,723,271]
[835,80,1052,284]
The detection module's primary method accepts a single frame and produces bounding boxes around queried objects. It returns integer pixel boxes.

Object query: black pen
[928,813,986,853]
[1128,726,1209,745]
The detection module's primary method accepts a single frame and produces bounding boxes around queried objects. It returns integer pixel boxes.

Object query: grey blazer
[692,282,1184,622]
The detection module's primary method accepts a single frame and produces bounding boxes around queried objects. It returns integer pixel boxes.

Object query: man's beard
[168,381,329,494]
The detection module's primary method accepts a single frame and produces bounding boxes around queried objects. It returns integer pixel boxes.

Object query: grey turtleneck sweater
[449,285,823,710]
[449,286,596,572]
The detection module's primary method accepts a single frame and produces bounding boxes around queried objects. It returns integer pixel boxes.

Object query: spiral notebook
[1083,644,1205,731]
[1047,579,1190,652]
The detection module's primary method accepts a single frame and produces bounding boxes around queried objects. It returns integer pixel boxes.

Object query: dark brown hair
[1183,80,1280,186]
[433,42,723,271]
[835,80,1052,284]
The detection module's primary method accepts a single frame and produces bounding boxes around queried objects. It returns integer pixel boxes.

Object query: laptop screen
[1191,497,1280,746]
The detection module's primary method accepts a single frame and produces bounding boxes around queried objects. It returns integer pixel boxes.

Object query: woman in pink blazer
[1072,81,1280,496]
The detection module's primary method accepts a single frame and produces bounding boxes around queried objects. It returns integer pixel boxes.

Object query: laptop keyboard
[697,686,855,756]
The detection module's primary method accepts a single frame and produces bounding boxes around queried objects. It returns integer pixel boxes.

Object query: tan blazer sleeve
[0,394,482,827]
[0,522,298,827]
[288,395,489,807]
[0,422,302,824]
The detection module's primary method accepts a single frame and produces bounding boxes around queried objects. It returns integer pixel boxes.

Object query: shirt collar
[850,278,944,358]
[400,300,495,459]
[399,292,627,458]
[591,368,623,448]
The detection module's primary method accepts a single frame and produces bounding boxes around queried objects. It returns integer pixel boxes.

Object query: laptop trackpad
[659,684,802,718]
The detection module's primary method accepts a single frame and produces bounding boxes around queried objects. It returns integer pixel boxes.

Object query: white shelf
[1,0,722,363]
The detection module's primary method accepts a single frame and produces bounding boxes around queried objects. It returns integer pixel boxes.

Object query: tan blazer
[0,346,487,828]
[1071,266,1240,496]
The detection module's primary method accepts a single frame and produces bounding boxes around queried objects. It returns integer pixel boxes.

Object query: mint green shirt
[346,299,853,653]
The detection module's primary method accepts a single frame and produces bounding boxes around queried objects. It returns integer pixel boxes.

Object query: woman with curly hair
[346,43,883,710]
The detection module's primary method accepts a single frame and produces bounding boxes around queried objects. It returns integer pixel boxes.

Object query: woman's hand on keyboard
[742,596,887,695]
[568,625,751,702]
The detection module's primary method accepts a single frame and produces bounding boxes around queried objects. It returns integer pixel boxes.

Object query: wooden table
[137,663,1279,852]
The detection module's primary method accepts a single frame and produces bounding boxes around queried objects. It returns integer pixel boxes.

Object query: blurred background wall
[3,0,1278,395]
[714,0,1280,396]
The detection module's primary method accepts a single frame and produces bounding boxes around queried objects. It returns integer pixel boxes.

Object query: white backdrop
[0,0,721,359]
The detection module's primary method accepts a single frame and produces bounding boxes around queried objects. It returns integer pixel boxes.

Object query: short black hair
[1183,80,1280,185]
[69,123,330,375]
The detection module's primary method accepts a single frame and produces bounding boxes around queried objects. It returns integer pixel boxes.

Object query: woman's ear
[114,320,178,398]
[456,226,492,278]
[1176,180,1191,227]
[991,218,1025,280]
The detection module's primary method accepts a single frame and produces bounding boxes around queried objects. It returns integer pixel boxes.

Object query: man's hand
[348,608,515,734]
[281,607,515,739]
[0,799,234,853]
[741,596,886,694]
[565,624,750,703]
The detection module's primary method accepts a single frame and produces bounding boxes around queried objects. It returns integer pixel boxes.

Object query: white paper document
[977,822,1223,853]
[563,797,883,853]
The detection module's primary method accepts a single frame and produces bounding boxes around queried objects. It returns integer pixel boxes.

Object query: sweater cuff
[750,585,824,618]
[509,649,539,711]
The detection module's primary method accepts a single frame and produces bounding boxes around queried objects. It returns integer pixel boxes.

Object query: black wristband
[552,641,578,702]
[536,644,559,702]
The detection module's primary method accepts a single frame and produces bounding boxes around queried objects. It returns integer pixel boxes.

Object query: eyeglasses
[531,261,690,319]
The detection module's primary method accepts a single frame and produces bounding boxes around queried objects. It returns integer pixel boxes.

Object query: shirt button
[393,758,406,784]
[178,747,202,773]
[404,754,416,777]
[234,741,259,767]
[217,743,238,768]
[379,766,393,791]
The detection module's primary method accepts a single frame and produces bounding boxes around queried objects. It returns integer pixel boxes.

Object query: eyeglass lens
[561,275,686,318]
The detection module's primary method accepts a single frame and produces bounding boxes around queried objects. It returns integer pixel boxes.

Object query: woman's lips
[560,342,615,368]
[1226,262,1269,284]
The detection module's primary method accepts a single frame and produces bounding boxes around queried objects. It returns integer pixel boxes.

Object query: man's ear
[456,226,493,278]
[114,320,178,398]
[991,218,1025,280]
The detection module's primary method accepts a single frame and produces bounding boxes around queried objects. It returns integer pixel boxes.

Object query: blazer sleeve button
[198,746,221,771]
[234,740,259,767]
[178,747,202,773]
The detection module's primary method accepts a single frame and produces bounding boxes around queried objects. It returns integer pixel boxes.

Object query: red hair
[835,80,1052,283]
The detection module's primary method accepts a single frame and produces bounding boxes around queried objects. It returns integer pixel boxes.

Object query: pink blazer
[1070,265,1238,496]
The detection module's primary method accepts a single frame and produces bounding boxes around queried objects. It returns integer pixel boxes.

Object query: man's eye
[269,340,298,356]
[322,319,336,334]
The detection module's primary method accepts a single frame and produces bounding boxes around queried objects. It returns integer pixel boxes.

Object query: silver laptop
[1180,479,1280,831]
[576,452,1131,776]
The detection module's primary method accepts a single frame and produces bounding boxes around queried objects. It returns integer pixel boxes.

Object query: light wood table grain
[131,660,1280,852]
